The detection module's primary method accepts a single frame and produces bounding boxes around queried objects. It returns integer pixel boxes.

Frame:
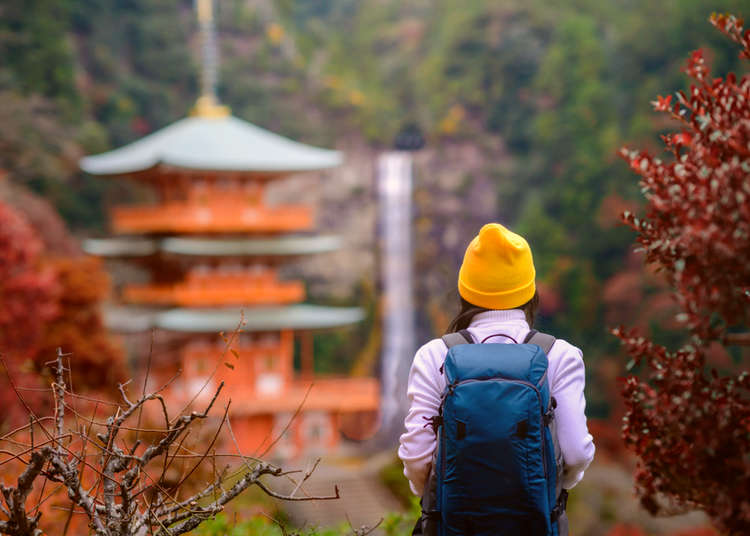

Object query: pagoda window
[189,264,212,281]
[303,412,331,454]
[217,177,233,191]
[272,413,296,459]
[260,333,278,346]
[239,333,254,347]
[190,179,209,205]
[243,181,263,205]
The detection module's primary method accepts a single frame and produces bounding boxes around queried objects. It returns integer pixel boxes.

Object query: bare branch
[1,350,338,536]
[0,448,48,536]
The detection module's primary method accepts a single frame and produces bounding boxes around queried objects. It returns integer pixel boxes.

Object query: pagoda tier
[111,202,312,234]
[122,266,305,306]
[178,331,377,409]
[84,236,344,308]
[164,331,379,456]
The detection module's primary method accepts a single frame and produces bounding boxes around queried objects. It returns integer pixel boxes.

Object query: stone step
[276,452,405,532]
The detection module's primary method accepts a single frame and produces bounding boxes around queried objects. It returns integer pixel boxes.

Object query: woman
[398,223,595,520]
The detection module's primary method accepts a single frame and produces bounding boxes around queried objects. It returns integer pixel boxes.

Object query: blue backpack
[414,329,569,536]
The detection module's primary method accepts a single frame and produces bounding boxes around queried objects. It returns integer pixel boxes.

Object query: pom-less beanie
[458,223,536,310]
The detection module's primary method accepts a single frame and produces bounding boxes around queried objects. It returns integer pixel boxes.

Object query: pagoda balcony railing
[230,376,380,415]
[123,280,305,306]
[111,202,313,234]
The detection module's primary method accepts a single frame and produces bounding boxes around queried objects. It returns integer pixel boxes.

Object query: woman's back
[398,308,595,496]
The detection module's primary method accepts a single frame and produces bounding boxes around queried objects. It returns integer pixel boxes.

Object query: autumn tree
[35,256,126,391]
[0,201,59,425]
[616,13,750,534]
[0,199,125,427]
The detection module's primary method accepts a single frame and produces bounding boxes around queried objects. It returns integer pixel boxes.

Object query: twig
[257,383,313,458]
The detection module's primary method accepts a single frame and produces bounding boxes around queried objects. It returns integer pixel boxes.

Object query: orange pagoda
[81,0,378,459]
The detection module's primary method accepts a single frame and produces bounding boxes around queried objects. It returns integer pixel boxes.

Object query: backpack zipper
[443,377,551,480]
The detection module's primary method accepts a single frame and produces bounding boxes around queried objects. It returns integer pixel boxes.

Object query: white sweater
[397,309,595,496]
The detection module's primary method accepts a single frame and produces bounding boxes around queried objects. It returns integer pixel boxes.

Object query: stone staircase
[276,449,405,532]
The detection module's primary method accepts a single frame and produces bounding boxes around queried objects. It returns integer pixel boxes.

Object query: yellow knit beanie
[457,223,536,310]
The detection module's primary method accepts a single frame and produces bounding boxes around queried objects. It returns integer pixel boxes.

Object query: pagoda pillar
[300,331,314,381]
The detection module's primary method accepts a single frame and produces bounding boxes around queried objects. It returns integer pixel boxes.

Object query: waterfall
[377,151,416,440]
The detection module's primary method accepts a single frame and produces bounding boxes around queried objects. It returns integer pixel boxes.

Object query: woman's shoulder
[547,336,586,377]
[413,337,449,366]
[549,337,583,358]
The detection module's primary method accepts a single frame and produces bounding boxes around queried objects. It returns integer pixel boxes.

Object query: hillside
[0,0,747,417]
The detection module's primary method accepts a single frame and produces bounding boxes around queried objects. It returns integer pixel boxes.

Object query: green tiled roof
[83,238,158,257]
[161,235,341,256]
[84,235,342,257]
[80,116,341,175]
[103,305,363,333]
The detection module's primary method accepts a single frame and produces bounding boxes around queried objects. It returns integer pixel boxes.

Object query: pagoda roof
[83,235,342,257]
[80,115,341,175]
[103,305,363,333]
[161,235,342,256]
[84,237,158,257]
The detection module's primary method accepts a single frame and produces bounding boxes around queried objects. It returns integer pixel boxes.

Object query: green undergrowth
[378,456,413,509]
[190,505,420,535]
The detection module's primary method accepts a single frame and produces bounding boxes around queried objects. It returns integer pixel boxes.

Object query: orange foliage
[0,201,125,428]
[0,201,59,425]
[36,256,126,392]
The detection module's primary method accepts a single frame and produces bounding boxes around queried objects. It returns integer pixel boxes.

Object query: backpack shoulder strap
[441,329,473,348]
[523,329,556,355]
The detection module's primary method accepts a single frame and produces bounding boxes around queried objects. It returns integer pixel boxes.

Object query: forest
[0,0,748,535]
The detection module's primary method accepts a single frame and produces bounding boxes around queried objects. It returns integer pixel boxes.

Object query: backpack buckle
[422,415,443,435]
[543,396,557,426]
[550,489,568,522]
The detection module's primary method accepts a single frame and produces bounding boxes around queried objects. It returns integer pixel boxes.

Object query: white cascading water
[377,151,416,439]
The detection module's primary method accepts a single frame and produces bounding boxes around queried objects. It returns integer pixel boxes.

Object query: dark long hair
[445,291,539,334]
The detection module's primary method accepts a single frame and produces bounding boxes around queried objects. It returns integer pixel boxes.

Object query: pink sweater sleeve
[549,340,596,489]
[397,340,444,496]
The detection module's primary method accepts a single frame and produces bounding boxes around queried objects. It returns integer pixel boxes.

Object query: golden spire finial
[191,0,230,118]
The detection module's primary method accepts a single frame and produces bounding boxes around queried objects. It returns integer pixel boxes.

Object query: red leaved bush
[0,200,125,428]
[0,202,59,424]
[615,14,750,534]
[36,256,126,392]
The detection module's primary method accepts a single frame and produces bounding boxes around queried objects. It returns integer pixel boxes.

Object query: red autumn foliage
[0,200,126,428]
[0,202,59,424]
[36,256,126,392]
[615,14,750,534]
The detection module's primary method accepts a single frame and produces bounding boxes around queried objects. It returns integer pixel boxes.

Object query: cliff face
[271,131,503,344]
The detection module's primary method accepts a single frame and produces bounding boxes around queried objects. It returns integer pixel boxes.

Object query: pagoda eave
[84,235,342,258]
[80,116,342,176]
[83,237,158,257]
[102,305,364,333]
[161,235,342,256]
[158,305,364,333]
